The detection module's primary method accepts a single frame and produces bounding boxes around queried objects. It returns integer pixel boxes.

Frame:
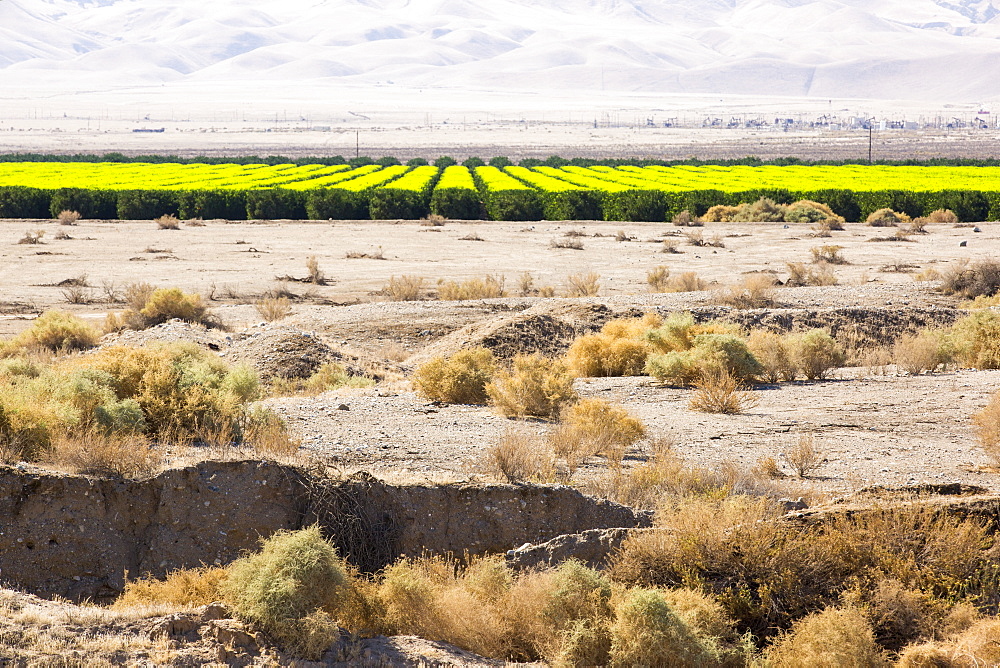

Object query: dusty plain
[2,213,999,498]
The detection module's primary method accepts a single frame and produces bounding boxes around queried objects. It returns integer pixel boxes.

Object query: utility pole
[868,117,875,163]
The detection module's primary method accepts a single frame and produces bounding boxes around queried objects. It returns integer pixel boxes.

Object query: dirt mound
[688,305,962,345]
[0,461,649,602]
[98,318,227,350]
[406,301,618,366]
[0,590,503,666]
[221,324,368,380]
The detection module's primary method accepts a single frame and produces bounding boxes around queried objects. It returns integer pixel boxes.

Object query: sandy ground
[2,216,999,500]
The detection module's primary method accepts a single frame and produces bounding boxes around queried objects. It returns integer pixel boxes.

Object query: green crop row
[1,163,999,221]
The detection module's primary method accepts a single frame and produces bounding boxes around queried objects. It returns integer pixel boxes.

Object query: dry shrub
[785,200,845,228]
[973,391,1000,466]
[564,271,601,297]
[747,330,796,383]
[843,579,947,653]
[254,296,292,322]
[437,274,507,300]
[717,274,776,308]
[785,261,838,286]
[550,238,584,250]
[345,246,385,259]
[785,433,825,478]
[661,238,682,253]
[413,348,496,404]
[154,214,180,230]
[765,607,887,667]
[702,204,741,222]
[940,260,1000,299]
[672,209,701,226]
[688,368,758,414]
[421,214,446,226]
[557,398,647,466]
[57,209,81,225]
[867,208,911,227]
[646,265,671,292]
[486,354,578,419]
[927,209,958,224]
[116,566,228,609]
[608,588,725,668]
[481,427,553,483]
[948,310,1000,368]
[383,275,425,301]
[663,271,708,293]
[734,197,787,222]
[564,317,657,378]
[615,498,1000,640]
[645,333,762,387]
[789,329,845,380]
[893,330,948,375]
[221,526,351,660]
[106,287,211,331]
[17,229,44,244]
[48,431,161,478]
[375,555,511,659]
[5,310,99,354]
[305,255,325,284]
[810,244,848,264]
[580,442,787,510]
[684,230,725,248]
[270,363,373,397]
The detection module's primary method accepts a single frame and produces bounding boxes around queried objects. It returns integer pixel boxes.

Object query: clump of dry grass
[784,433,825,478]
[688,368,758,414]
[866,208,911,227]
[973,391,1000,466]
[437,274,507,300]
[346,247,385,259]
[747,330,796,383]
[56,209,81,225]
[486,354,578,419]
[383,275,425,301]
[2,310,100,355]
[555,398,647,469]
[765,607,887,667]
[789,329,845,380]
[702,205,741,222]
[684,230,725,248]
[810,244,847,264]
[154,214,180,230]
[481,427,554,483]
[649,271,708,293]
[305,255,325,284]
[105,287,211,331]
[564,271,601,297]
[785,261,838,286]
[413,348,496,404]
[927,208,958,224]
[254,297,292,322]
[661,238,682,253]
[716,274,776,308]
[269,363,373,397]
[550,238,584,250]
[940,259,1000,299]
[565,325,653,378]
[420,214,446,226]
[646,266,671,292]
[892,330,948,375]
[671,210,702,226]
[17,229,44,244]
[116,566,229,608]
[517,272,556,297]
[48,431,162,478]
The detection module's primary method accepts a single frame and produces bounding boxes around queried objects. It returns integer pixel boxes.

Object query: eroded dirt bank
[0,460,648,602]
